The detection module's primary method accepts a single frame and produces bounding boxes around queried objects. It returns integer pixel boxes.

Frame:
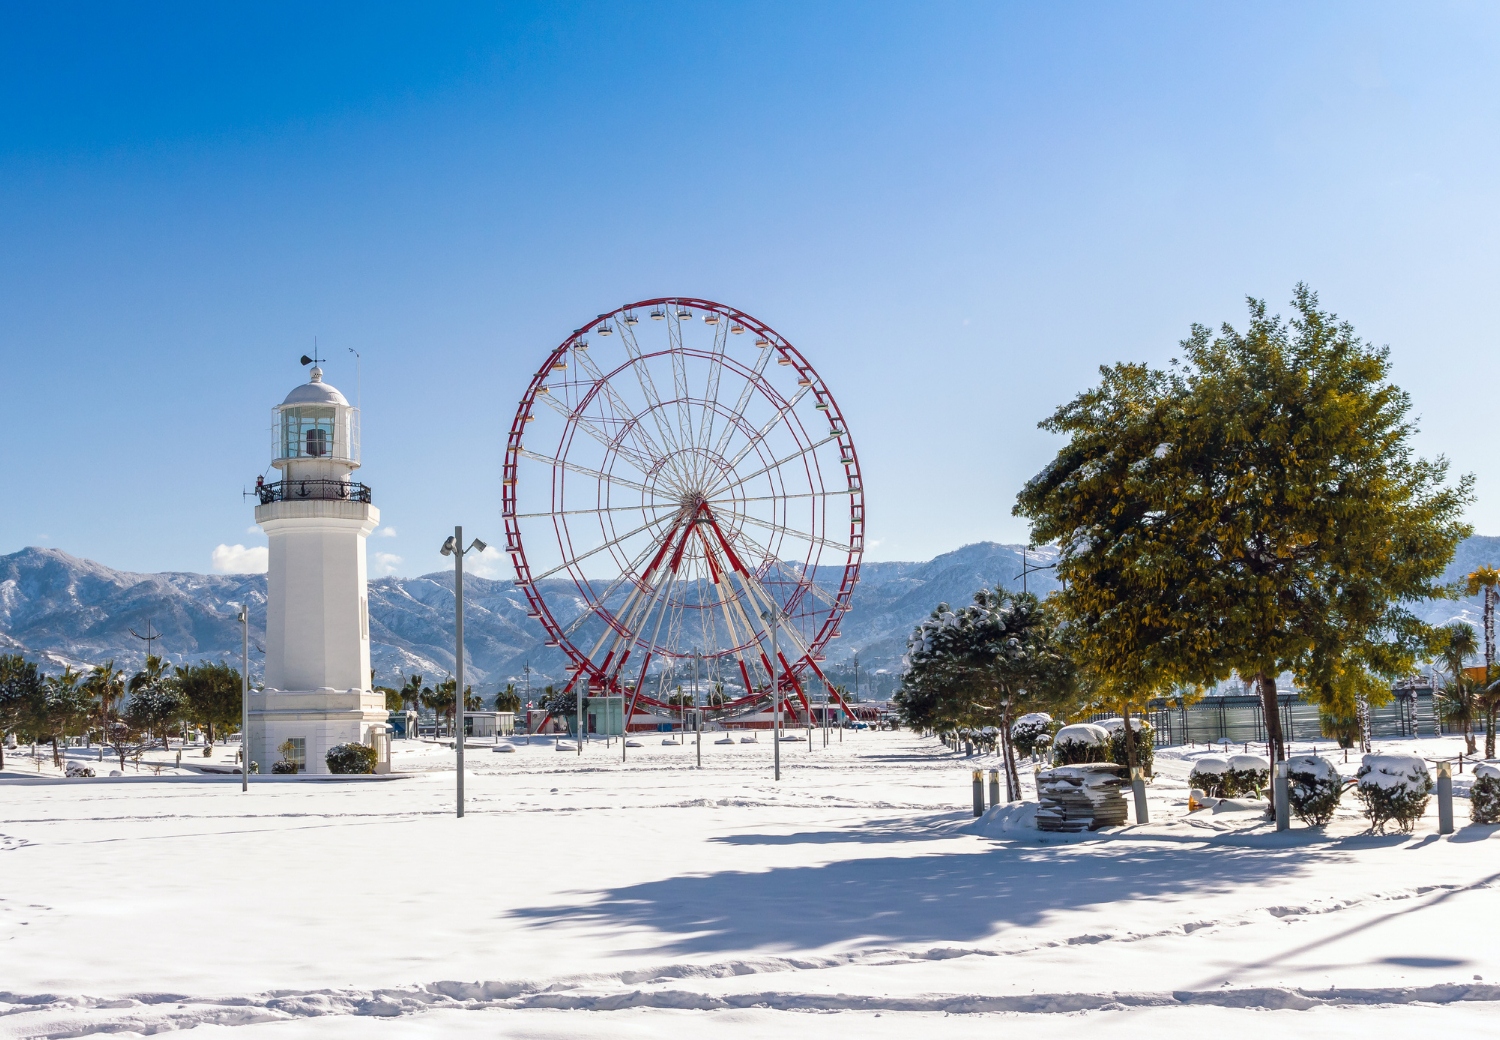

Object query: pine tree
[0,654,46,772]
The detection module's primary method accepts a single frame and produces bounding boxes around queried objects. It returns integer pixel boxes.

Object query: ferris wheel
[502,298,863,721]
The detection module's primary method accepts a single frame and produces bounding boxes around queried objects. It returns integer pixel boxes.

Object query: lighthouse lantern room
[249,365,389,775]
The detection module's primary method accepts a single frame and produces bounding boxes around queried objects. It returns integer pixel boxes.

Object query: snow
[1097,716,1146,734]
[1053,723,1108,746]
[1189,755,1229,775]
[3,730,1500,1037]
[1357,753,1431,791]
[1226,754,1269,772]
[1477,763,1500,781]
[1287,754,1338,781]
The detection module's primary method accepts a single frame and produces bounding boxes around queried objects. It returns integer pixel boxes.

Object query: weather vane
[300,337,324,367]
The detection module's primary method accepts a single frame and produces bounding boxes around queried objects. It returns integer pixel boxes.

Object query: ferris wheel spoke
[697,320,731,460]
[731,512,852,555]
[561,531,667,638]
[518,448,656,497]
[719,384,813,475]
[616,321,693,486]
[529,509,684,582]
[571,348,676,472]
[511,501,677,520]
[666,312,697,461]
[705,488,850,506]
[721,522,837,598]
[697,529,772,689]
[712,337,777,460]
[709,431,841,500]
[533,388,659,476]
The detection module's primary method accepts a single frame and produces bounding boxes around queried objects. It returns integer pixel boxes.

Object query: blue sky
[2,2,1498,578]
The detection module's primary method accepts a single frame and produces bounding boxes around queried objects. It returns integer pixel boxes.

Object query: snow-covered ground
[2,729,1498,1037]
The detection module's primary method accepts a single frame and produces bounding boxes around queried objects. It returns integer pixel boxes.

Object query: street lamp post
[441,526,488,819]
[238,604,249,792]
[761,607,783,781]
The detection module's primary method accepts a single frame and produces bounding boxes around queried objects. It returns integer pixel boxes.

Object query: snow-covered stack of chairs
[1035,763,1129,831]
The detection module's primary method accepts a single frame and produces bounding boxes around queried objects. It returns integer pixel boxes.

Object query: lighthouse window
[279,406,338,460]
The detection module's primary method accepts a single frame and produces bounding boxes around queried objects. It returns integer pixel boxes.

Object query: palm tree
[83,661,126,761]
[1466,567,1500,757]
[1438,622,1479,754]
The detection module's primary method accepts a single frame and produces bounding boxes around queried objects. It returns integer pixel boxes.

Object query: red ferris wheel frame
[501,298,864,721]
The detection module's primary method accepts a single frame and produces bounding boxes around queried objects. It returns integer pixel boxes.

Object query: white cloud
[372,551,403,577]
[212,544,268,574]
[245,525,260,535]
[378,526,398,538]
[467,544,511,579]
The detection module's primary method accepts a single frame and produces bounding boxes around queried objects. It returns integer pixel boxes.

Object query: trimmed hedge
[1188,756,1229,798]
[1355,754,1432,834]
[1052,723,1110,766]
[1471,764,1500,825]
[1222,754,1270,798]
[1287,755,1343,826]
[326,742,378,774]
[1011,713,1053,758]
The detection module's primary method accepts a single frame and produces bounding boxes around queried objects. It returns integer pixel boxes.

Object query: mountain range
[2,535,1494,696]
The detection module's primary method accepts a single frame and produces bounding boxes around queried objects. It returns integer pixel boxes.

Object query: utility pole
[239,605,249,792]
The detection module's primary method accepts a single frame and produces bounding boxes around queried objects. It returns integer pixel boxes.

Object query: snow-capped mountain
[1,536,1493,691]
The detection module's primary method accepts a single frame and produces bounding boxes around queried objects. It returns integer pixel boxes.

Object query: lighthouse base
[248,688,391,775]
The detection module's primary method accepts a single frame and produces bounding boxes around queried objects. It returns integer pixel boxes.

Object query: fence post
[1274,760,1290,831]
[1437,760,1454,835]
[1130,767,1149,824]
[988,768,1000,808]
[972,770,985,817]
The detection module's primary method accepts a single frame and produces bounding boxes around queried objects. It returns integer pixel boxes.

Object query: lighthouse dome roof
[280,366,349,408]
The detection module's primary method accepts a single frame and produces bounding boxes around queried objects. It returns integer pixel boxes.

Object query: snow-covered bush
[271,759,299,774]
[1355,754,1433,833]
[1011,713,1053,757]
[1098,717,1154,776]
[1051,723,1110,765]
[1222,754,1270,798]
[326,742,378,774]
[1286,755,1344,825]
[65,761,95,778]
[1471,763,1500,825]
[1188,756,1229,797]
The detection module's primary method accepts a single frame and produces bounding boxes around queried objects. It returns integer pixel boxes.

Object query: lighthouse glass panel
[279,406,338,460]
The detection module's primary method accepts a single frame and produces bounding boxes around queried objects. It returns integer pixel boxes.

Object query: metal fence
[1087,688,1467,748]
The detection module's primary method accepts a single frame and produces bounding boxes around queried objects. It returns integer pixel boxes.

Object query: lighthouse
[248,364,390,774]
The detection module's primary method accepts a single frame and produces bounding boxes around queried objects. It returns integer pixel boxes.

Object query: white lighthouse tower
[248,364,389,774]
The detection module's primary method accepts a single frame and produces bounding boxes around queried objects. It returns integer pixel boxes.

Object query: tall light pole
[441,527,487,819]
[761,607,783,781]
[238,604,249,792]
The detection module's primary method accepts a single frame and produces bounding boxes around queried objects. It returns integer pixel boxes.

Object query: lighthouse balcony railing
[253,479,372,505]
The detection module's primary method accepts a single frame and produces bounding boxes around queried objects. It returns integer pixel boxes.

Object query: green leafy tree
[174,661,242,749]
[0,654,46,772]
[1016,287,1472,764]
[378,686,404,711]
[126,656,184,748]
